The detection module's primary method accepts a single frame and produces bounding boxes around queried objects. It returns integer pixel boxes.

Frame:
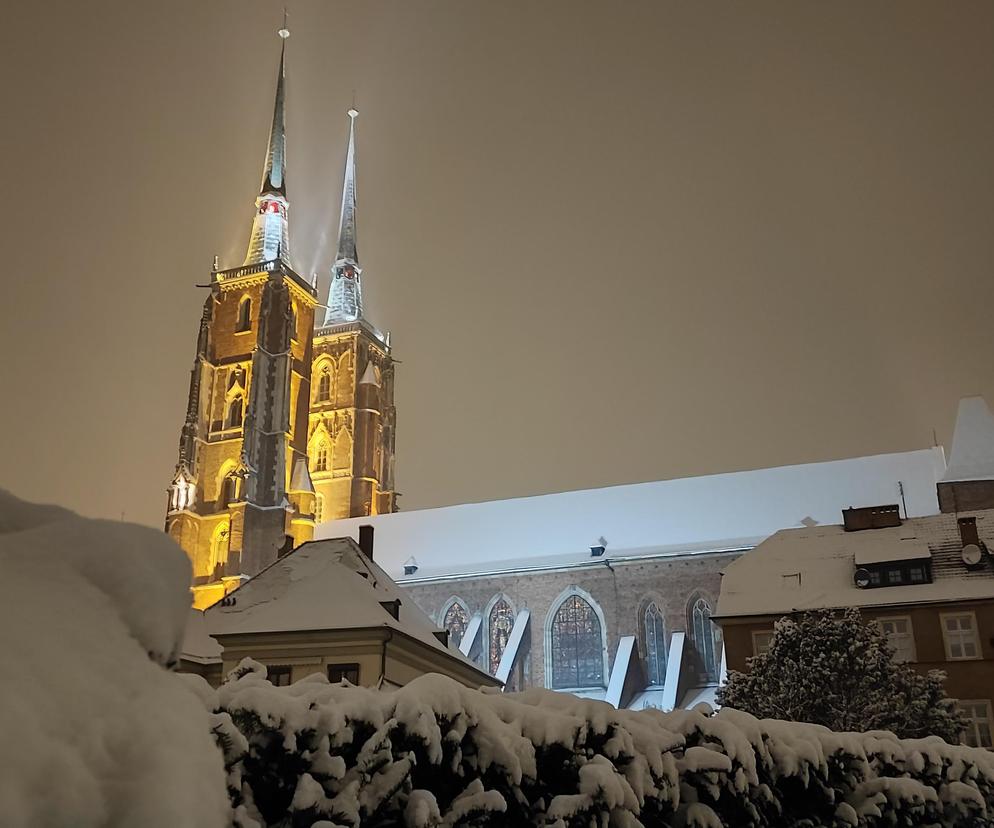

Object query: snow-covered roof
[181,609,223,664]
[853,537,931,566]
[941,396,994,483]
[315,448,946,582]
[716,509,994,619]
[205,538,484,673]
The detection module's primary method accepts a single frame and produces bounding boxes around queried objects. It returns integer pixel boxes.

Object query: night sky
[2,1,992,528]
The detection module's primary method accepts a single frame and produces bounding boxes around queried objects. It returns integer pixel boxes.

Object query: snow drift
[0,490,228,828]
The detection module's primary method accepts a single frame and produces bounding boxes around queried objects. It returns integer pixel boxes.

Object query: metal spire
[323,109,364,325]
[243,24,292,266]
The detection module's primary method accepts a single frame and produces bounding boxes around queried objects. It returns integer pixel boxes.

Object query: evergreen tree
[717,608,967,742]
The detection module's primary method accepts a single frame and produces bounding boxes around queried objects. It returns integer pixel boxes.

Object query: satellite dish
[962,543,984,567]
[854,568,872,588]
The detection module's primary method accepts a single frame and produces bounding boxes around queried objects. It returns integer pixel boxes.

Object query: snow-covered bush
[0,491,229,828]
[718,608,967,742]
[208,661,994,828]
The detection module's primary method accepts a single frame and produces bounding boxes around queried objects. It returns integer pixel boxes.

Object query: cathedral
[165,33,397,610]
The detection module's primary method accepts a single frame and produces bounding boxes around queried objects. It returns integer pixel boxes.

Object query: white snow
[941,396,994,483]
[0,490,229,828]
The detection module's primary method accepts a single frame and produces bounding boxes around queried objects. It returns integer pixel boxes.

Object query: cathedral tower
[309,110,398,524]
[166,30,319,609]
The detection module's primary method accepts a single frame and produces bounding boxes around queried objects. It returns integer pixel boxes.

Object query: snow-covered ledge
[606,635,637,708]
[459,613,483,659]
[661,631,686,711]
[495,609,530,687]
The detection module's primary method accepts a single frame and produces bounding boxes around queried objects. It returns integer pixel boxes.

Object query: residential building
[715,397,994,747]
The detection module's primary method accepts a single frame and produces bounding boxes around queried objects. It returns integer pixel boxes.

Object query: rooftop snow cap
[942,396,994,483]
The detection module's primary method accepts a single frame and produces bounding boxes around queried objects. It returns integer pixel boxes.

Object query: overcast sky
[1,1,992,528]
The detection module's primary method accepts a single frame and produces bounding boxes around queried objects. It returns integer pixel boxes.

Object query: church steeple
[244,27,292,267]
[323,109,363,325]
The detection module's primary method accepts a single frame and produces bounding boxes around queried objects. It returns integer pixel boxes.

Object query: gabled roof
[315,448,946,581]
[204,537,483,672]
[716,508,994,619]
[942,396,994,483]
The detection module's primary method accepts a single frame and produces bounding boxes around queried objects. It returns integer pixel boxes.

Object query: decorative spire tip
[348,108,358,119]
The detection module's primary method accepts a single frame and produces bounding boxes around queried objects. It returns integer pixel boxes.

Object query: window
[690,597,719,683]
[314,493,324,523]
[909,565,926,583]
[225,396,244,429]
[289,304,297,340]
[442,601,471,649]
[643,602,667,685]
[752,630,775,657]
[333,430,352,475]
[236,296,252,332]
[550,595,604,689]
[313,442,328,473]
[488,598,515,675]
[209,522,229,575]
[269,665,292,687]
[941,612,981,660]
[886,569,902,584]
[328,663,359,685]
[220,474,238,506]
[877,616,916,663]
[960,700,993,748]
[317,367,332,402]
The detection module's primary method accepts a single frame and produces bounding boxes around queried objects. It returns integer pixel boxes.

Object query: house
[185,528,497,690]
[715,397,994,748]
[311,444,947,708]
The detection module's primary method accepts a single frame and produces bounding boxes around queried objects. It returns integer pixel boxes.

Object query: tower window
[225,396,244,429]
[317,367,332,402]
[314,442,329,473]
[314,493,324,522]
[236,297,252,332]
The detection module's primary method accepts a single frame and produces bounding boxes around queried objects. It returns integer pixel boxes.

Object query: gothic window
[442,600,470,648]
[219,473,239,506]
[317,365,332,402]
[209,522,229,575]
[313,441,329,473]
[550,594,604,689]
[225,396,244,429]
[690,596,719,683]
[488,598,515,675]
[644,602,667,686]
[333,429,352,475]
[236,296,252,332]
[314,493,324,523]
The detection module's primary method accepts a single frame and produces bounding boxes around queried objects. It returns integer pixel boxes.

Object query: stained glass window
[691,597,718,682]
[488,598,514,675]
[644,602,666,685]
[550,595,604,689]
[442,601,470,648]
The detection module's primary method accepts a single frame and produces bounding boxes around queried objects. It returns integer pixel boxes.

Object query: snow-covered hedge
[209,661,994,828]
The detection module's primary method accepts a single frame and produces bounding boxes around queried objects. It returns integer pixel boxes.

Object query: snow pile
[0,490,228,828]
[208,662,994,827]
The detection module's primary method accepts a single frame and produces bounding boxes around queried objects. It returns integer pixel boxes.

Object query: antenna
[278,8,290,39]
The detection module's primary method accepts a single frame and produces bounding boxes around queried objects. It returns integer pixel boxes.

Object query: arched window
[550,594,604,689]
[333,429,352,474]
[644,602,667,686]
[442,600,470,648]
[313,441,329,473]
[236,296,252,332]
[317,365,332,402]
[209,521,230,575]
[225,396,244,429]
[219,474,238,506]
[314,493,324,523]
[488,598,515,675]
[690,596,718,683]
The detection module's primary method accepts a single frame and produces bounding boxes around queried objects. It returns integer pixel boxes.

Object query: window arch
[225,396,244,429]
[316,364,332,403]
[643,601,667,686]
[313,440,329,473]
[487,597,515,676]
[689,596,719,683]
[548,591,605,689]
[440,599,471,649]
[209,521,230,576]
[314,493,325,523]
[236,296,252,332]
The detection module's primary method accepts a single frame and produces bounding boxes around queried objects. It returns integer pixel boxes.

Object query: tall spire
[323,109,364,325]
[243,25,292,267]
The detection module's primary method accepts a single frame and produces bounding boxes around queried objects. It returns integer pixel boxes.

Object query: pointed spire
[243,25,292,267]
[323,109,365,325]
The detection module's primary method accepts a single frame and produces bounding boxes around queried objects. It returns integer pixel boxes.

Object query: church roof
[314,447,947,582]
[941,396,994,483]
[205,537,485,675]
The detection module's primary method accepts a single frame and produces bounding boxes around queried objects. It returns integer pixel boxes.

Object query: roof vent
[403,557,419,576]
[843,504,902,532]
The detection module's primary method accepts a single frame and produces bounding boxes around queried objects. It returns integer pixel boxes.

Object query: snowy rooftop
[716,508,994,618]
[205,538,484,673]
[315,448,946,582]
[941,396,994,483]
[181,609,223,664]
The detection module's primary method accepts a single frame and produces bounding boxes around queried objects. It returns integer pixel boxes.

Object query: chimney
[958,517,981,548]
[358,524,374,560]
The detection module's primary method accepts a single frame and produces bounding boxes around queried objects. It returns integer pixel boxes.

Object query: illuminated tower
[166,29,319,609]
[309,110,398,524]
